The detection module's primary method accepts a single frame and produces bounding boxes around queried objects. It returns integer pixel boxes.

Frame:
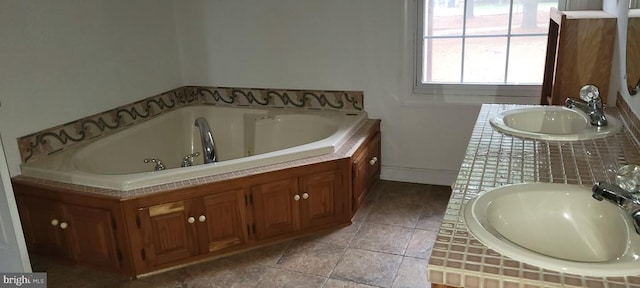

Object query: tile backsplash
[17,86,364,164]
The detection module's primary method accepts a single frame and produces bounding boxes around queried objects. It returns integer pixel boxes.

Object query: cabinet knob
[302,192,309,200]
[187,216,195,224]
[51,219,59,226]
[198,215,206,222]
[369,156,378,166]
[293,194,301,201]
[59,222,68,230]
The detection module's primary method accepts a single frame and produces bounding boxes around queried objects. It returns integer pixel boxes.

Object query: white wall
[174,0,538,186]
[0,0,554,186]
[0,0,183,176]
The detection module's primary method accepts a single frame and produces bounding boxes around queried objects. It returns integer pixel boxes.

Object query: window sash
[413,0,598,98]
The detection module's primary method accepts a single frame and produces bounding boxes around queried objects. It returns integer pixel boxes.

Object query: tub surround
[17,86,364,165]
[427,103,640,287]
[19,106,367,191]
[12,112,381,276]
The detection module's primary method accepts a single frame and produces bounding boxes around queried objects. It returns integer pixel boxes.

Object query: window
[415,0,560,97]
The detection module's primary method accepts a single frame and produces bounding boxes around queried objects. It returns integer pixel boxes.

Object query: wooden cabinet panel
[139,189,248,269]
[351,129,381,214]
[62,205,120,270]
[352,150,369,212]
[15,194,122,271]
[140,201,198,267]
[16,197,69,258]
[201,190,246,253]
[299,170,344,228]
[541,8,616,105]
[368,132,381,181]
[251,179,298,240]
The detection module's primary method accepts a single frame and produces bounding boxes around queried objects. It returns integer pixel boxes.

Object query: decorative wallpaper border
[17,86,364,164]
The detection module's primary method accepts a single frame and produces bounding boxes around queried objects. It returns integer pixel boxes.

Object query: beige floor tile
[223,240,291,266]
[274,239,345,277]
[256,267,326,288]
[391,257,430,288]
[414,212,445,231]
[404,229,438,259]
[330,248,403,287]
[323,278,380,288]
[350,222,413,255]
[309,221,362,247]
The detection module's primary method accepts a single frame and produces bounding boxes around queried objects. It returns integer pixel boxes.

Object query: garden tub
[20,106,368,191]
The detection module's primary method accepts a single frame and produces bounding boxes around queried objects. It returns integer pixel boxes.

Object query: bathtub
[20,106,368,191]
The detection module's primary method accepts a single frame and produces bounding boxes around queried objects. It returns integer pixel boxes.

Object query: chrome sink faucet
[194,117,217,164]
[565,84,608,127]
[592,182,640,235]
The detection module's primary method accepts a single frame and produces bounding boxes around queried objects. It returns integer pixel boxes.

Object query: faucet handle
[616,164,640,194]
[181,152,200,167]
[579,84,600,102]
[144,158,166,171]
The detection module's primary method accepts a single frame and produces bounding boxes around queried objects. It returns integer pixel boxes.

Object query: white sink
[490,106,622,141]
[464,183,640,277]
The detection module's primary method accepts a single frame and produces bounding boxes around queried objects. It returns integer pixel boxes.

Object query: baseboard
[380,165,458,187]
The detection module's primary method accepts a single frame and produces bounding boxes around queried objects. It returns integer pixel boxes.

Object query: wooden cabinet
[138,189,246,268]
[541,8,616,105]
[15,186,123,272]
[251,167,346,240]
[627,10,640,93]
[251,178,297,240]
[12,119,379,277]
[352,124,381,213]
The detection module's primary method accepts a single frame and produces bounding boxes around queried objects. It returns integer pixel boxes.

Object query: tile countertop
[427,104,640,288]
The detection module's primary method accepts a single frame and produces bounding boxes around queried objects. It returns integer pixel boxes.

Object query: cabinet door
[352,148,369,212]
[367,132,381,186]
[201,189,246,253]
[62,204,120,270]
[15,197,69,259]
[299,170,346,229]
[140,201,199,267]
[251,179,298,240]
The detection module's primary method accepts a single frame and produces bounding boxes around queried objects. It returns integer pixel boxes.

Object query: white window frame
[413,0,600,100]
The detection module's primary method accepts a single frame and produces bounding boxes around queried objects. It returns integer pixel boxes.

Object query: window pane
[510,0,558,35]
[425,0,464,37]
[423,38,463,83]
[463,37,507,83]
[507,36,547,84]
[465,1,510,36]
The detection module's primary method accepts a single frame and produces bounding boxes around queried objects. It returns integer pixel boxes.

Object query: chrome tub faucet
[565,84,608,127]
[144,158,166,171]
[194,117,217,164]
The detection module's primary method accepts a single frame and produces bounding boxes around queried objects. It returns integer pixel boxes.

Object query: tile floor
[31,180,451,288]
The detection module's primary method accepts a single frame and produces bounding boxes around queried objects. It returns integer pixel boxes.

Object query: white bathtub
[20,106,368,191]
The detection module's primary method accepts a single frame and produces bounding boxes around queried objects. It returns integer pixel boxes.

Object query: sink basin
[490,106,622,141]
[464,183,640,276]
